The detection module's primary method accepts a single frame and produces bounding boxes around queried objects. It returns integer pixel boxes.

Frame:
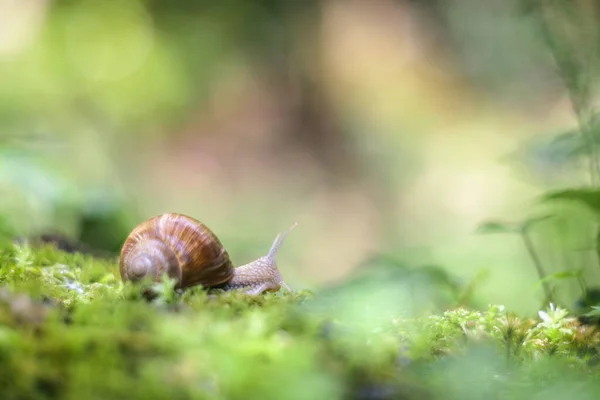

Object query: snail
[119,213,297,295]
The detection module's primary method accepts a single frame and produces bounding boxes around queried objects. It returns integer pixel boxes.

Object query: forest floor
[1,243,600,400]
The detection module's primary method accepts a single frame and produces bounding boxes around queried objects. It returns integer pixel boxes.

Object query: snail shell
[119,213,234,289]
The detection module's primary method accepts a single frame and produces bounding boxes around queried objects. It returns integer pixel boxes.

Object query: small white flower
[538,310,551,323]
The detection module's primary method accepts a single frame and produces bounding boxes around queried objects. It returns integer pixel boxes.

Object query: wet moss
[0,242,600,399]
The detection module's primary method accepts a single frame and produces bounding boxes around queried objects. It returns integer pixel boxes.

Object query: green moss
[1,243,600,399]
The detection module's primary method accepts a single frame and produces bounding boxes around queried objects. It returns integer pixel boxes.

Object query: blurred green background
[1,0,599,315]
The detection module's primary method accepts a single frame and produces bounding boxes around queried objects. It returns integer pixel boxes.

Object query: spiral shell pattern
[119,213,235,289]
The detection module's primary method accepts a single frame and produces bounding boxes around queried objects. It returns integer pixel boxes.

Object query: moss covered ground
[1,242,600,400]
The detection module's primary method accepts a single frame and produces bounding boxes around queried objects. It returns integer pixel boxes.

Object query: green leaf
[582,306,600,317]
[476,221,518,234]
[533,269,583,289]
[541,188,600,215]
[477,216,553,236]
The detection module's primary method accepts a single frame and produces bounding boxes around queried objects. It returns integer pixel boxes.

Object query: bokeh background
[1,0,598,315]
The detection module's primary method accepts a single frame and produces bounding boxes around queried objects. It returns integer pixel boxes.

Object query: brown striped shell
[119,213,235,289]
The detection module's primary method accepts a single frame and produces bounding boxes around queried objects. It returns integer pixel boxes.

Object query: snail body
[119,213,296,295]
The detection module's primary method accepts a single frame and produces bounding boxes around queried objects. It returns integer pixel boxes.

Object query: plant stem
[521,230,554,304]
[594,228,600,276]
